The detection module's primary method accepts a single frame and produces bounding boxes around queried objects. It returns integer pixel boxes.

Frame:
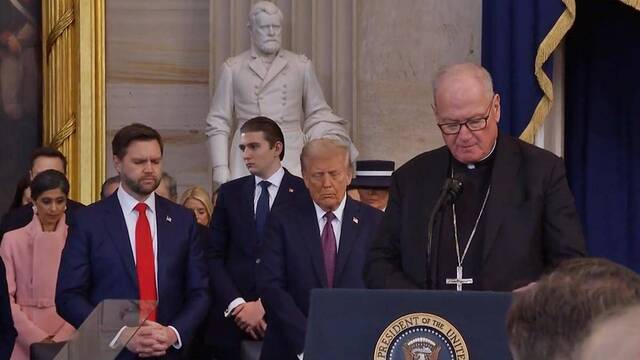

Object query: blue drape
[481,0,563,136]
[565,0,640,271]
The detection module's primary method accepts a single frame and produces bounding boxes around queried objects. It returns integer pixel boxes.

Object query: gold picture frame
[42,0,105,204]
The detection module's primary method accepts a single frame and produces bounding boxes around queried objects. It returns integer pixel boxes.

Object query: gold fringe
[520,0,576,143]
[618,0,640,11]
[46,7,74,58]
[48,114,77,149]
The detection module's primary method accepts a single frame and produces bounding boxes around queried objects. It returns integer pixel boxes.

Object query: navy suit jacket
[205,169,306,341]
[257,196,383,360]
[55,194,210,359]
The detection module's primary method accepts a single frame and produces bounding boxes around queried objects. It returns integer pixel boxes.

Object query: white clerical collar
[254,166,285,189]
[117,186,156,215]
[313,194,347,224]
[465,140,497,170]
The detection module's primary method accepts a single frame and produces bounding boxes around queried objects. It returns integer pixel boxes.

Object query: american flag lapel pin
[353,217,359,224]
[166,215,172,223]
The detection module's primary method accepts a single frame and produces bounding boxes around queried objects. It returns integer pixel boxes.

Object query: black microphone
[425,175,464,287]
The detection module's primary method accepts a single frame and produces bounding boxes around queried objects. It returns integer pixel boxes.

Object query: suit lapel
[482,134,521,263]
[104,195,138,286]
[262,53,288,89]
[333,198,358,286]
[300,201,328,287]
[155,197,172,303]
[272,170,299,210]
[248,55,267,80]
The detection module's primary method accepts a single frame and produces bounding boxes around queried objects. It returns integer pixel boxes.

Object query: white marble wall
[105,0,481,196]
[356,0,482,166]
[106,0,211,198]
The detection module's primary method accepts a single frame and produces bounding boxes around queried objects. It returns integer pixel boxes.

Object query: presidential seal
[374,313,470,360]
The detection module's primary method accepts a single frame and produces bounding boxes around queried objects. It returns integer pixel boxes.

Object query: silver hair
[300,138,352,174]
[247,1,283,29]
[431,63,495,106]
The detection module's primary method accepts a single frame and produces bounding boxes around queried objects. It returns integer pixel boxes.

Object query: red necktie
[321,212,337,288]
[134,203,157,321]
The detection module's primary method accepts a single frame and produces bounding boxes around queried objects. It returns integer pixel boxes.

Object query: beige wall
[105,0,481,196]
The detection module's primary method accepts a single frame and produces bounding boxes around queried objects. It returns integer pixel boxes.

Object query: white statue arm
[206,61,234,186]
[301,58,359,160]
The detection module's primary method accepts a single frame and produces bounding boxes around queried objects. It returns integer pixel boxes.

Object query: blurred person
[100,175,120,200]
[156,172,177,202]
[9,174,30,210]
[507,257,640,360]
[0,260,16,359]
[348,160,394,211]
[1,170,75,360]
[180,186,213,227]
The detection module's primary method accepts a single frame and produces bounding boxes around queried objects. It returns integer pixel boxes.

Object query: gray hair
[432,63,494,106]
[300,138,351,174]
[247,1,283,29]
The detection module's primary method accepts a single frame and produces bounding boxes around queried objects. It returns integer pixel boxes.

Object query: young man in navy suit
[257,139,383,360]
[205,116,307,359]
[56,123,210,359]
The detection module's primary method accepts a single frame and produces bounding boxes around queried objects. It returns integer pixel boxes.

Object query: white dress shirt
[225,166,286,317]
[110,187,182,349]
[313,195,347,251]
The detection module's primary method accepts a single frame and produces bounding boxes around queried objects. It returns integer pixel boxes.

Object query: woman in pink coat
[0,170,75,360]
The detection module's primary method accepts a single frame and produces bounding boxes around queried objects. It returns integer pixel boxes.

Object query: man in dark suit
[0,260,16,358]
[0,147,84,240]
[364,63,586,292]
[258,139,383,360]
[205,116,307,359]
[56,123,210,358]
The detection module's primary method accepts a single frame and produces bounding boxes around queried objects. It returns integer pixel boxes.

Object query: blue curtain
[565,0,640,271]
[481,0,564,137]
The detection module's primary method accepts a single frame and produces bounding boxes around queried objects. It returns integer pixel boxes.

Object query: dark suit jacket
[0,260,16,359]
[0,199,84,241]
[204,169,306,347]
[257,196,383,360]
[55,194,210,359]
[364,133,586,291]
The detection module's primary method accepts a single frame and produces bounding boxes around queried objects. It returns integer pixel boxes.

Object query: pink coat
[0,214,75,360]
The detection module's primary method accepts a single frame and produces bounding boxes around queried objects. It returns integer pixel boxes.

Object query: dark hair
[507,258,640,360]
[240,117,285,160]
[112,123,163,159]
[30,170,70,201]
[100,175,121,199]
[10,174,31,210]
[30,147,67,173]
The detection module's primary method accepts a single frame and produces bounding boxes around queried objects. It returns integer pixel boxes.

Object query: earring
[32,204,37,215]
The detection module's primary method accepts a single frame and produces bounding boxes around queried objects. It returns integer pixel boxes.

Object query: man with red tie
[56,123,210,359]
[257,139,383,360]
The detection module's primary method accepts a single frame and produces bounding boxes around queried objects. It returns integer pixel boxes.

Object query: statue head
[247,1,283,56]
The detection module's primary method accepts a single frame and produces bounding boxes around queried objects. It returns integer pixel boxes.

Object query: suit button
[255,258,261,264]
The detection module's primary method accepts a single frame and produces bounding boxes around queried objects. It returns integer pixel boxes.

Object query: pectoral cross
[446,266,473,291]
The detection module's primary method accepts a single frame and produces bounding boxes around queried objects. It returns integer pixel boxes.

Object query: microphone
[425,175,464,287]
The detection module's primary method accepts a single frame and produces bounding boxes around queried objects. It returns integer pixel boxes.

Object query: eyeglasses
[436,95,495,135]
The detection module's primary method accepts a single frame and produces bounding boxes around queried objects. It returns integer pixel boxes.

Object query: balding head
[301,139,352,212]
[432,63,494,107]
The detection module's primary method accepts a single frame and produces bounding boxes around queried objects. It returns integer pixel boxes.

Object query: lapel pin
[288,188,294,193]
[353,217,359,224]
[166,216,172,223]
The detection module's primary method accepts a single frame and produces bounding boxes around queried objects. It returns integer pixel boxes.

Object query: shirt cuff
[224,297,246,317]
[168,326,182,349]
[298,353,304,360]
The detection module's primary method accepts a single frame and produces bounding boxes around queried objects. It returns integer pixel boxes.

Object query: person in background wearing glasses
[364,63,586,292]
